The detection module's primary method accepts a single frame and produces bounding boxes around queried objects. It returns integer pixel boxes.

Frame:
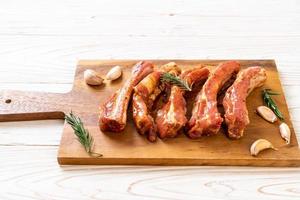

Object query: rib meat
[99,61,154,132]
[132,62,180,142]
[134,71,162,108]
[132,93,157,141]
[134,62,180,108]
[156,67,210,139]
[223,66,267,139]
[187,61,240,138]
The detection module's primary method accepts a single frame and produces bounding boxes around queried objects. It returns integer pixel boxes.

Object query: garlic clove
[106,65,122,81]
[250,139,278,156]
[279,122,291,144]
[256,106,277,123]
[84,69,104,86]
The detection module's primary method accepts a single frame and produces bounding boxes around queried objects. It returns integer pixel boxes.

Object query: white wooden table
[0,0,300,199]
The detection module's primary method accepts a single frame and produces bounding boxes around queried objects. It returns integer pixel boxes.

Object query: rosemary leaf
[262,89,284,121]
[65,112,102,157]
[264,89,280,95]
[161,72,192,91]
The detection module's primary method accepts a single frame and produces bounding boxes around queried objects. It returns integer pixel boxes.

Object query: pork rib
[132,93,157,141]
[187,61,240,138]
[99,61,154,132]
[223,66,267,139]
[156,67,210,139]
[132,62,180,142]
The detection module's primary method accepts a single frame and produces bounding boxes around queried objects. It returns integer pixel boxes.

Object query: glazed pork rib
[133,71,162,108]
[223,66,267,139]
[156,67,210,139]
[133,62,180,142]
[99,61,154,132]
[134,62,180,108]
[155,86,186,139]
[187,61,241,138]
[132,93,157,141]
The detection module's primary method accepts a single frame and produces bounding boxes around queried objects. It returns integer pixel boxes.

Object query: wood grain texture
[2,60,297,166]
[59,60,300,166]
[1,0,300,199]
[2,146,300,200]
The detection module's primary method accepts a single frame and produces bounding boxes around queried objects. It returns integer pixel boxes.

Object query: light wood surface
[3,60,297,166]
[1,0,300,199]
[59,60,299,166]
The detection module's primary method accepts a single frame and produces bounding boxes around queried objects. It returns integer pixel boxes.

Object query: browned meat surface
[99,61,154,132]
[187,61,240,138]
[132,93,157,141]
[132,62,180,142]
[156,67,210,139]
[155,86,187,138]
[223,66,267,139]
[134,71,162,105]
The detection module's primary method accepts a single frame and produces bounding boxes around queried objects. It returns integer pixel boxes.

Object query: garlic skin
[84,69,104,86]
[256,106,277,123]
[250,139,278,156]
[279,122,291,144]
[106,66,122,81]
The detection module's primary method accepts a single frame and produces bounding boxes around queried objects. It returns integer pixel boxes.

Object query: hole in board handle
[5,99,12,104]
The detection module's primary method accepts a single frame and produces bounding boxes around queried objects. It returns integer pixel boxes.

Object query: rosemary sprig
[262,89,284,121]
[65,112,102,157]
[161,72,192,91]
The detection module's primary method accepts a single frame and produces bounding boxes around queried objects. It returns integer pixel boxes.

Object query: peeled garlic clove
[279,122,291,144]
[106,66,122,81]
[250,139,278,156]
[256,106,277,123]
[84,69,104,86]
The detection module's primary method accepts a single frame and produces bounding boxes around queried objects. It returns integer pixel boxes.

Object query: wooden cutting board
[1,60,299,167]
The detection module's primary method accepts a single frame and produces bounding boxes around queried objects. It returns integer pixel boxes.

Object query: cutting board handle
[0,90,70,122]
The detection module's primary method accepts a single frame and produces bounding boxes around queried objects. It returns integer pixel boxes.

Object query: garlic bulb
[256,106,277,123]
[106,66,122,81]
[84,69,104,86]
[250,139,278,156]
[279,122,291,144]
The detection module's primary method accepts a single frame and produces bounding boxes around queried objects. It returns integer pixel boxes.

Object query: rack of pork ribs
[99,61,267,142]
